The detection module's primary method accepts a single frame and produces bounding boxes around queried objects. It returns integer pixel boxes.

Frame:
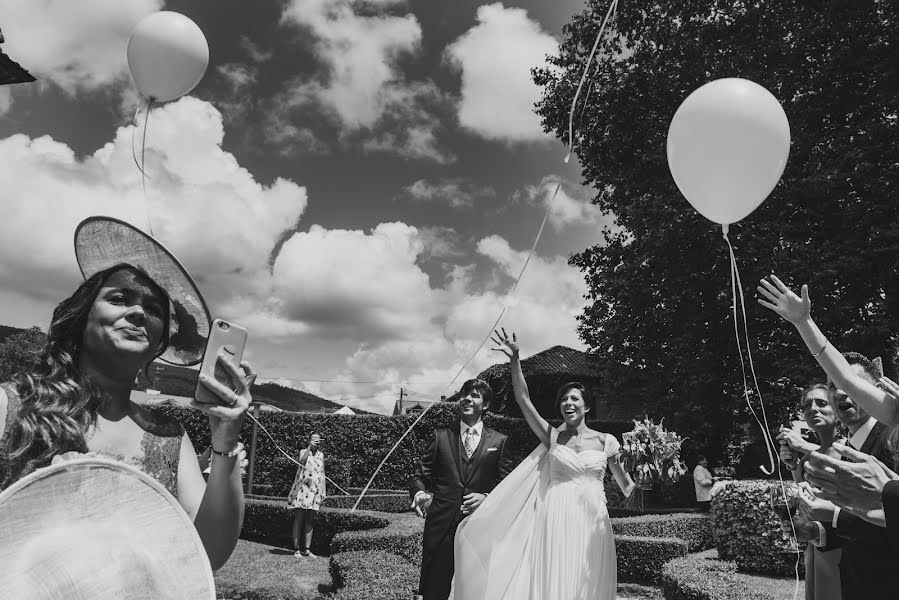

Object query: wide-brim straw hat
[0,457,215,599]
[74,216,211,366]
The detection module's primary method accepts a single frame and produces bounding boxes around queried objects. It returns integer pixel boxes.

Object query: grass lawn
[691,549,803,600]
[216,539,331,600]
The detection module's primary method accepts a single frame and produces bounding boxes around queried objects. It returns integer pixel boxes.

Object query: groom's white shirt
[414,420,485,504]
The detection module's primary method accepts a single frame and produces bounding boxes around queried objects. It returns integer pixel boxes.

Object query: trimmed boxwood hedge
[661,551,776,600]
[612,513,712,552]
[711,480,805,576]
[328,550,420,600]
[616,535,689,583]
[151,400,632,496]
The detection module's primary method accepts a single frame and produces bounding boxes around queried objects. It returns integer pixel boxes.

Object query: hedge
[151,399,633,496]
[711,479,805,576]
[613,513,713,552]
[616,535,689,583]
[661,551,776,600]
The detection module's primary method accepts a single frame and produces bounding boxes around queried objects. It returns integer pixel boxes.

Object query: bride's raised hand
[757,275,811,325]
[490,328,519,359]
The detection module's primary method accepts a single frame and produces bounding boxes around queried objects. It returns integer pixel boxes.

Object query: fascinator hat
[74,216,211,366]
[0,457,215,599]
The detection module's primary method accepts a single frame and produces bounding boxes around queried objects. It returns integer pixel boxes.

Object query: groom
[410,378,514,600]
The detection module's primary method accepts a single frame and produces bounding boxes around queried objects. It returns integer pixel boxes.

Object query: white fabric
[454,427,618,600]
[849,417,876,451]
[693,465,714,502]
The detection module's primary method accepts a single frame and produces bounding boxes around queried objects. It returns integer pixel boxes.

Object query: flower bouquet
[620,417,688,509]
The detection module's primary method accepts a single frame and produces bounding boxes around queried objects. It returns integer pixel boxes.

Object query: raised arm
[491,329,551,448]
[758,275,899,427]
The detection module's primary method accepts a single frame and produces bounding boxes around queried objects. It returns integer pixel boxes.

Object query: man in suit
[410,379,514,600]
[797,359,896,600]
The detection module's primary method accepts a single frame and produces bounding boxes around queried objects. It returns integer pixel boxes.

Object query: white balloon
[667,78,791,225]
[127,12,209,103]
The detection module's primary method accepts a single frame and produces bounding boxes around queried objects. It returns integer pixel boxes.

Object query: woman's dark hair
[1,264,171,488]
[459,379,493,411]
[555,382,595,418]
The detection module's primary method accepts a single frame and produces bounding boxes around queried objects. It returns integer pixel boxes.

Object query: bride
[454,329,634,600]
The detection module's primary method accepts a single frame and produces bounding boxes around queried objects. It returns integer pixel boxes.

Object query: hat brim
[74,216,211,366]
[0,458,216,599]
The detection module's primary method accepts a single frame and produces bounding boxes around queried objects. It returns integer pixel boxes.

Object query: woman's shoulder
[133,403,185,438]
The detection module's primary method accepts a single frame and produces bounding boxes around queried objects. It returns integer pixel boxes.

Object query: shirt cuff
[809,521,827,547]
[831,507,841,529]
[414,490,427,502]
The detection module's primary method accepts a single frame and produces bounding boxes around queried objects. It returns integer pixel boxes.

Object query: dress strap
[549,425,560,447]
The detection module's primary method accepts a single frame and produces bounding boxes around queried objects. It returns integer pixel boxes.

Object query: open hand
[804,445,899,524]
[797,488,837,522]
[461,492,487,516]
[490,328,519,359]
[757,275,810,325]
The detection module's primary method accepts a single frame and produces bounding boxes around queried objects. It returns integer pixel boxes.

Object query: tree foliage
[534,1,898,460]
[0,327,46,382]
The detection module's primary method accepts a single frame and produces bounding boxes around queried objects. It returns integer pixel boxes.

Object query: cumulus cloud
[278,0,451,162]
[445,3,558,143]
[0,96,307,325]
[517,175,612,231]
[401,178,496,209]
[0,0,161,95]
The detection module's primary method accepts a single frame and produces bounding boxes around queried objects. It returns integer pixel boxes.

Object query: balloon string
[724,226,801,600]
[723,228,778,476]
[243,410,351,496]
[350,183,559,511]
[141,97,154,237]
[565,0,617,163]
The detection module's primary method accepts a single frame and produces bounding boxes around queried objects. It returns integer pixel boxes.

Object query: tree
[533,1,898,461]
[0,327,47,382]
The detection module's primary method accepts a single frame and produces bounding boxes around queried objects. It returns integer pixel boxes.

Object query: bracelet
[212,442,242,458]
[811,339,828,357]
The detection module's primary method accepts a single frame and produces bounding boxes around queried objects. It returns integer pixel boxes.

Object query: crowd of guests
[758,275,899,600]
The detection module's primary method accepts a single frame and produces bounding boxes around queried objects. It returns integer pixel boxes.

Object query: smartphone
[194,319,248,405]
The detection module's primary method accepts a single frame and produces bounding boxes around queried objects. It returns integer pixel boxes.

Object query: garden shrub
[322,493,412,513]
[328,550,419,600]
[661,551,776,600]
[612,513,712,552]
[241,497,388,554]
[711,480,805,576]
[616,535,688,583]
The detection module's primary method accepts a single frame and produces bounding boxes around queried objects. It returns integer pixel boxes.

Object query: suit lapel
[448,427,464,481]
[464,427,492,484]
[859,421,885,456]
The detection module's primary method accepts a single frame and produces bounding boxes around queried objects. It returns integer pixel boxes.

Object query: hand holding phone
[194,319,249,406]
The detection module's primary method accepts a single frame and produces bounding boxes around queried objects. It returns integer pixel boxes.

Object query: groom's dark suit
[411,423,514,600]
[820,420,897,600]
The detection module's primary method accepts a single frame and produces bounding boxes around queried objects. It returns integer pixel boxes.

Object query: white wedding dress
[455,426,618,600]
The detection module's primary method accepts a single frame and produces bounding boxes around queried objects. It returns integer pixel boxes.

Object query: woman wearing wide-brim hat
[0,216,254,571]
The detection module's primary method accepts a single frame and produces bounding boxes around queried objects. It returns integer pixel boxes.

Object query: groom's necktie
[464,428,478,459]
[841,440,855,462]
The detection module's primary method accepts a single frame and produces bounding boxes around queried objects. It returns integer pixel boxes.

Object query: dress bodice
[548,444,608,483]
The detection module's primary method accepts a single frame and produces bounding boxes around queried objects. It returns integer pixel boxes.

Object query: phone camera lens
[218,321,230,331]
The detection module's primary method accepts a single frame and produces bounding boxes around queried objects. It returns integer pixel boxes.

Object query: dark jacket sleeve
[411,430,438,500]
[883,480,899,556]
[495,435,515,483]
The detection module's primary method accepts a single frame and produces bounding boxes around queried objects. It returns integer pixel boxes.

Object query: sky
[0,0,617,414]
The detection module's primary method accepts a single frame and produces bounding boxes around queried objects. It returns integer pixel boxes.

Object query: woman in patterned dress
[287,432,326,557]
[0,261,254,571]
